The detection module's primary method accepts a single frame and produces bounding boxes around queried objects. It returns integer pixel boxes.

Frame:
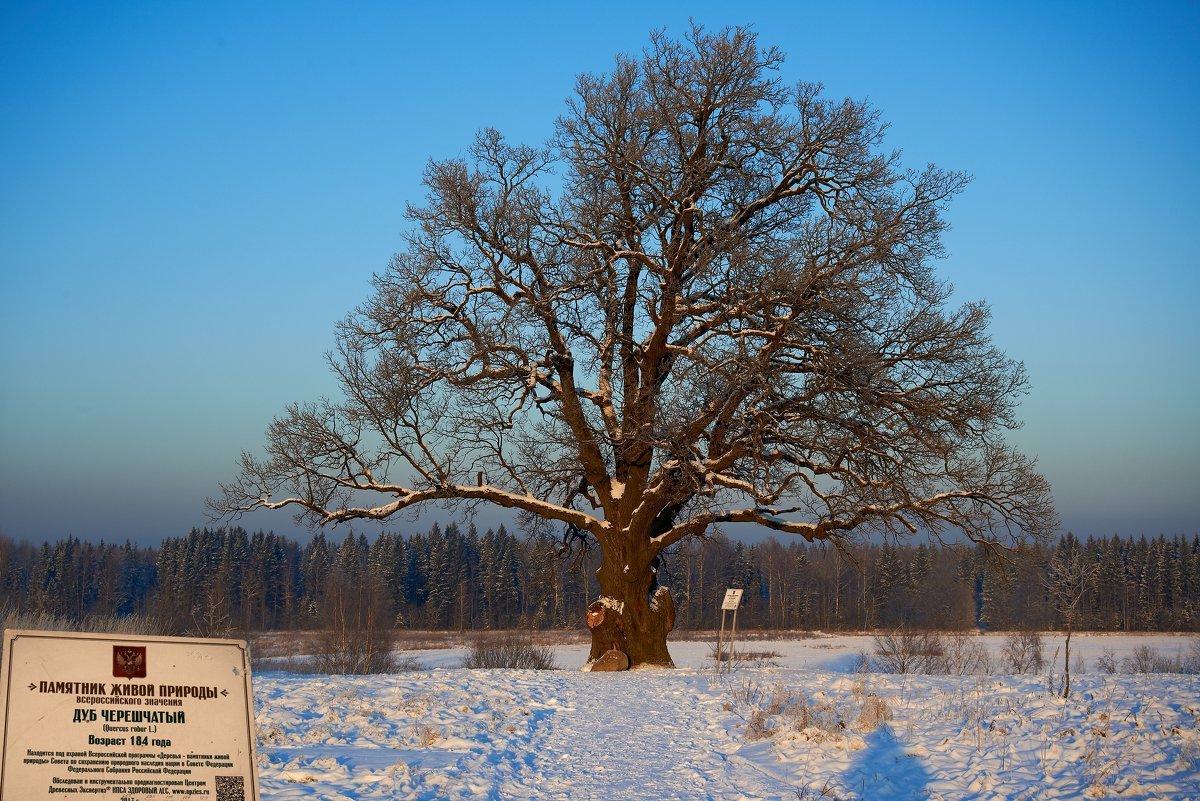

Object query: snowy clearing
[253,634,1200,800]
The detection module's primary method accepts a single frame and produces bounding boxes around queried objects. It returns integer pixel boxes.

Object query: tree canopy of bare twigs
[210,25,1056,667]
[1046,536,1098,696]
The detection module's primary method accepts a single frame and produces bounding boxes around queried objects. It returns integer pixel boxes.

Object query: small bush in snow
[872,628,947,674]
[410,724,443,747]
[792,783,841,801]
[943,630,993,676]
[1123,644,1159,673]
[1092,642,1199,675]
[1002,630,1045,673]
[728,679,886,744]
[857,693,891,731]
[1121,644,1195,674]
[309,574,398,675]
[462,633,559,670]
[708,643,782,668]
[313,629,398,675]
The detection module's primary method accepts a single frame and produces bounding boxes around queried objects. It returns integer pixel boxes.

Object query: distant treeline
[0,527,1196,634]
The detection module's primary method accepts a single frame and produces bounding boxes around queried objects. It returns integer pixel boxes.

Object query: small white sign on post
[0,629,260,801]
[716,588,745,674]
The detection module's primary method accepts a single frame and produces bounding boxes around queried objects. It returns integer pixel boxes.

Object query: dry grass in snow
[250,634,1200,800]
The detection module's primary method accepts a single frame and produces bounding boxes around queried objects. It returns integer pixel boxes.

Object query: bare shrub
[311,566,397,675]
[745,708,776,741]
[944,630,993,675]
[392,653,425,672]
[1002,630,1045,673]
[745,689,834,740]
[873,628,946,674]
[1188,637,1200,674]
[793,783,840,801]
[708,643,782,668]
[410,724,442,747]
[258,649,422,675]
[725,678,766,708]
[1122,644,1186,674]
[462,633,559,670]
[313,626,397,674]
[1079,643,1198,676]
[1122,644,1159,673]
[728,680,882,743]
[857,693,891,731]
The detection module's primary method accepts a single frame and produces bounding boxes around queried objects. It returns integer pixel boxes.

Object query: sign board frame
[720,589,744,611]
[715,588,744,674]
[0,629,260,801]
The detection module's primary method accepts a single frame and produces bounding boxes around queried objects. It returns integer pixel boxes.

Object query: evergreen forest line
[0,527,1196,636]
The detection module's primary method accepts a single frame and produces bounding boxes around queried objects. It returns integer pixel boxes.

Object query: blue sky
[1,1,1197,547]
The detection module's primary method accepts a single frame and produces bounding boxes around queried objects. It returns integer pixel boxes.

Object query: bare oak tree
[210,26,1056,668]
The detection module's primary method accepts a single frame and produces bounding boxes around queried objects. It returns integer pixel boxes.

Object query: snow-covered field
[253,634,1200,800]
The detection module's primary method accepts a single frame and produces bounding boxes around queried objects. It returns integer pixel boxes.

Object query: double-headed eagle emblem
[113,646,147,679]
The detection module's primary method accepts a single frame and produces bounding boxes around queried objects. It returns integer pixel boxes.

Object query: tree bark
[585,544,676,669]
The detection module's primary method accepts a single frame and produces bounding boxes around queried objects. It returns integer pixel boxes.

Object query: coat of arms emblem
[113,645,147,679]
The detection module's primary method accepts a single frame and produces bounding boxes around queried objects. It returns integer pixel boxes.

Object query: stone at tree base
[590,649,630,671]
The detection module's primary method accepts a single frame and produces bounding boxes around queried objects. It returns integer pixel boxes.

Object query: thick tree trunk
[584,546,675,669]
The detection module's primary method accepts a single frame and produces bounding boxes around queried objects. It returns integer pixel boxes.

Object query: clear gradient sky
[1,1,1197,547]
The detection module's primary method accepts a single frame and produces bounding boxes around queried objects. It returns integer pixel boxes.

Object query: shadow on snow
[842,724,933,801]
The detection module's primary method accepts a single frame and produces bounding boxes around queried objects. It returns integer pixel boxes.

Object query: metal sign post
[717,588,744,674]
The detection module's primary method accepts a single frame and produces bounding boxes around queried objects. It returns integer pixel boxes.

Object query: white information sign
[0,630,259,801]
[721,588,744,611]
